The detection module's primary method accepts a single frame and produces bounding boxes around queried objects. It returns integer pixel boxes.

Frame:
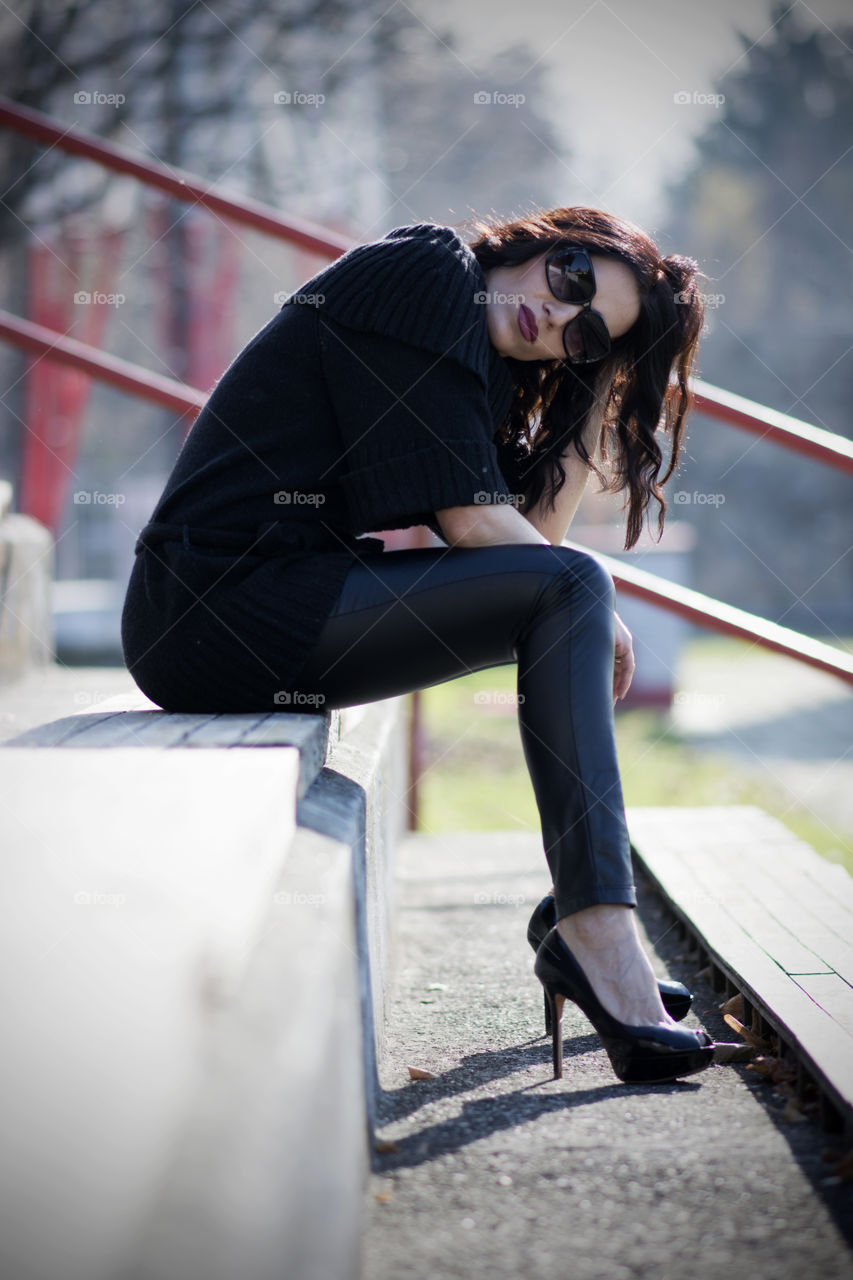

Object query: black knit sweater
[121,222,531,711]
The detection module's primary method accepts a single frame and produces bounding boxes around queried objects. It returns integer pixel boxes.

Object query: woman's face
[483,250,641,362]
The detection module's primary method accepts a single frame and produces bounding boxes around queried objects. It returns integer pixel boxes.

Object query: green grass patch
[417,662,853,877]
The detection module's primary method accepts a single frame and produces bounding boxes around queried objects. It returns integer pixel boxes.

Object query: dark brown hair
[463,206,705,549]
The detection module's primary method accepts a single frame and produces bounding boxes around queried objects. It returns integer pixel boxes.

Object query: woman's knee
[546,545,615,612]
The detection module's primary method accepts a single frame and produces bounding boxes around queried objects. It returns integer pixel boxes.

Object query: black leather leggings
[295,543,636,919]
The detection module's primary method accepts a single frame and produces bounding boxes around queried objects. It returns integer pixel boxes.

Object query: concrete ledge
[127,824,367,1280]
[0,510,54,682]
[0,686,410,1279]
[7,689,339,803]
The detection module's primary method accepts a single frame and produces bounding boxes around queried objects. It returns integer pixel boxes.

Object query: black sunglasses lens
[546,249,595,303]
[563,312,610,364]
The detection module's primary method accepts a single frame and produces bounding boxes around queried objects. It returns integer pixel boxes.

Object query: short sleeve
[319,317,514,533]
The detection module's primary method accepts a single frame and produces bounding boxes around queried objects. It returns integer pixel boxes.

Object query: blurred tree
[662,2,853,633]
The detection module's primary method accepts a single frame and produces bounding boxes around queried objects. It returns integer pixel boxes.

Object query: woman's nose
[544,297,584,325]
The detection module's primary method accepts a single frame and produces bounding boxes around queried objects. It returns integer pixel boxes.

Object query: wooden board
[627,805,853,1127]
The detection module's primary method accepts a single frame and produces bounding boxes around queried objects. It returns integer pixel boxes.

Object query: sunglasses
[544,246,611,364]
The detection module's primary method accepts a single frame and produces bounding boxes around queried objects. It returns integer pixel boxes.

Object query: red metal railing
[1,95,852,823]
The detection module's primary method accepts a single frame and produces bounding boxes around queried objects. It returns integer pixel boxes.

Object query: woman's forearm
[520,375,611,545]
[435,501,549,547]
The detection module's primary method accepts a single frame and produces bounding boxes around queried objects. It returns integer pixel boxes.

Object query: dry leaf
[781,1099,807,1124]
[723,1013,770,1052]
[374,1189,394,1203]
[748,1055,797,1085]
[407,1066,436,1081]
[713,1041,755,1064]
[719,993,743,1019]
[374,1140,398,1154]
[692,966,712,984]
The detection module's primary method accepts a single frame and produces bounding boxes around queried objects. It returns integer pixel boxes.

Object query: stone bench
[0,688,410,1280]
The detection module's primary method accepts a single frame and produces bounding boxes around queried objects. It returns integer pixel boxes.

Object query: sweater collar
[287,222,515,428]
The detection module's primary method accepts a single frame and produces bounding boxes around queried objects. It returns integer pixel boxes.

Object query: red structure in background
[19,230,123,529]
[19,211,245,532]
[146,206,242,428]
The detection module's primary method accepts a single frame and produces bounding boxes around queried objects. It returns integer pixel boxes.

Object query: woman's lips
[518,304,538,343]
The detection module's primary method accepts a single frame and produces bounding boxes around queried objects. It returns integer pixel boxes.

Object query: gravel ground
[362,830,853,1280]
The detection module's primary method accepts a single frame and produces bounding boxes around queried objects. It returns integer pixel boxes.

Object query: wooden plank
[61,711,219,748]
[53,711,178,747]
[657,808,853,976]
[179,715,271,746]
[630,807,842,974]
[628,806,853,1123]
[633,852,853,1109]
[5,710,137,746]
[794,973,853,1037]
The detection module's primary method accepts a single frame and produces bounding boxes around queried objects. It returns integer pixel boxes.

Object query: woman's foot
[556,904,674,1028]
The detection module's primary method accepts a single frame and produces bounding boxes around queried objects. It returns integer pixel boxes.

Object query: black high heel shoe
[534,925,715,1084]
[527,894,692,1032]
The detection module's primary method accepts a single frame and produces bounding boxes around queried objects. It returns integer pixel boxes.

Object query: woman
[121,206,715,1086]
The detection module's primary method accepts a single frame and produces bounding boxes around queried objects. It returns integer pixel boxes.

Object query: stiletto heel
[534,926,715,1085]
[527,893,692,1030]
[548,990,565,1078]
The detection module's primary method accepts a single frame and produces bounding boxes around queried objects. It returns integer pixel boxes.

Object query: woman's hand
[612,611,635,703]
